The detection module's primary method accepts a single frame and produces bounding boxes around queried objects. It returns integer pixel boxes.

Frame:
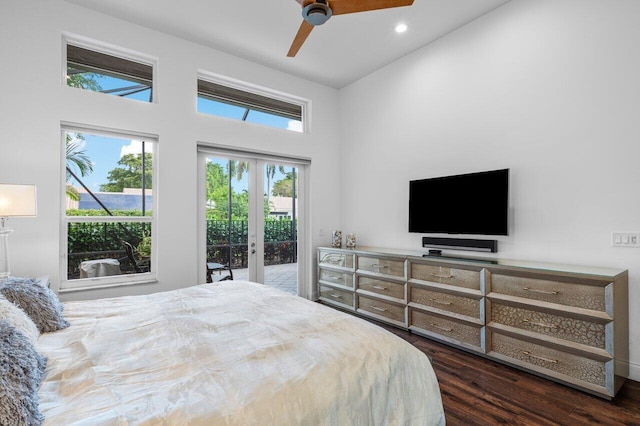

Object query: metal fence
[67,219,298,277]
[206,219,297,268]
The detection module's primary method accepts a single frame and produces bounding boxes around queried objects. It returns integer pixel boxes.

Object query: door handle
[251,249,256,254]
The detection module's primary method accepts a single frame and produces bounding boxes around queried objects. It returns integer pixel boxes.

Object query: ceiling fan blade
[330,0,414,16]
[287,20,314,57]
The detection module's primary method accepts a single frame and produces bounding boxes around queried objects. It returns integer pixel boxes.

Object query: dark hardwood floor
[379,324,640,425]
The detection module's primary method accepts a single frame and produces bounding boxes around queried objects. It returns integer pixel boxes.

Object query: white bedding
[38,281,445,425]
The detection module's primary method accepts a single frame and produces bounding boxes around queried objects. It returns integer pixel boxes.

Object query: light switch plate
[612,232,640,247]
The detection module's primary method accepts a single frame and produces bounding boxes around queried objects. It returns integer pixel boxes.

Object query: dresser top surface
[319,246,627,279]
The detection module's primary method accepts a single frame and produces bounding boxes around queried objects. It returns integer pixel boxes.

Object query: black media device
[422,236,498,253]
[409,168,508,252]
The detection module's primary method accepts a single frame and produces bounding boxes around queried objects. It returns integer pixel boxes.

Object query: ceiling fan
[287,0,414,57]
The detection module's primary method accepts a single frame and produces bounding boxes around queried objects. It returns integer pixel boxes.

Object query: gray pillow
[0,296,39,345]
[0,278,69,333]
[0,320,46,425]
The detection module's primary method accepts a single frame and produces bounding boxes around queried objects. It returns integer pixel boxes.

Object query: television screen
[409,169,509,236]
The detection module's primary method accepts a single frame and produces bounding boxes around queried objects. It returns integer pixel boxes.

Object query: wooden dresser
[317,246,628,399]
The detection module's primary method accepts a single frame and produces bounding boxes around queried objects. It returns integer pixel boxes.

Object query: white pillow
[0,296,40,345]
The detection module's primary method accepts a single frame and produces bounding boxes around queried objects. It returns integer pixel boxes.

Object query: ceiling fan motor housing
[302,1,333,26]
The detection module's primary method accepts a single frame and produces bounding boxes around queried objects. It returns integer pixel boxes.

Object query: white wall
[0,1,342,300]
[339,0,640,381]
[2,0,638,383]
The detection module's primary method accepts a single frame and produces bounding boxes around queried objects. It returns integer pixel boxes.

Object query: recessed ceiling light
[395,23,408,33]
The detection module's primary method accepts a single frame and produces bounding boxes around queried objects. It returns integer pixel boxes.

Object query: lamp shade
[0,184,37,217]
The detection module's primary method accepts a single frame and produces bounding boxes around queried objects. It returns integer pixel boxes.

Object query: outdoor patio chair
[206,262,233,283]
[121,240,150,273]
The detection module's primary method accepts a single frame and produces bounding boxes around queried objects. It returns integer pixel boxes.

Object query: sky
[68,133,150,192]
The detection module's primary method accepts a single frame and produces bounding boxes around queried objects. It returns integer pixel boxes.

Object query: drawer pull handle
[522,351,558,364]
[329,293,342,299]
[371,305,387,312]
[322,254,345,265]
[372,285,387,290]
[430,273,453,279]
[370,264,389,269]
[523,319,558,329]
[429,298,453,306]
[430,323,453,332]
[523,287,559,295]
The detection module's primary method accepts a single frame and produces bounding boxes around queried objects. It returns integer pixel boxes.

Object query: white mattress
[38,281,445,425]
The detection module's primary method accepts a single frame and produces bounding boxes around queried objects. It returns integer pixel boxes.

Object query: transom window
[197,75,305,132]
[61,126,156,290]
[65,39,154,103]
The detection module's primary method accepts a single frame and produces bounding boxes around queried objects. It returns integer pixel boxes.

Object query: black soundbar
[422,237,498,253]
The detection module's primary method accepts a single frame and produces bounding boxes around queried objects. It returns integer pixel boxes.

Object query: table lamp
[0,184,37,279]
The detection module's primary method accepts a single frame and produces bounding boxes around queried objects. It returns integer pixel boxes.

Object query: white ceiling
[65,0,511,89]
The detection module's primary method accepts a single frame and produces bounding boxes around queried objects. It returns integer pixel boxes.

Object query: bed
[35,281,445,425]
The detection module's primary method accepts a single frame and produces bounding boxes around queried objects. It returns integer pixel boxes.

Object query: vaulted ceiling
[65,0,510,89]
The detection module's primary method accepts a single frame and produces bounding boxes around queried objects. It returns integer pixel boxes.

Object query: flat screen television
[409,168,509,236]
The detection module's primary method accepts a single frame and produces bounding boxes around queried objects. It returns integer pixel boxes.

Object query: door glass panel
[264,163,298,295]
[205,157,249,282]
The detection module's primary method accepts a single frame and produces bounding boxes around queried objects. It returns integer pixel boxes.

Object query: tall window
[62,126,156,289]
[65,38,155,103]
[197,74,305,132]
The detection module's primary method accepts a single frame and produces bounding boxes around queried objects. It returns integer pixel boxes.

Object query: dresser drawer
[357,295,405,324]
[318,249,354,269]
[358,256,405,277]
[319,268,353,288]
[490,302,606,349]
[410,285,482,320]
[410,263,481,290]
[490,273,606,312]
[357,276,405,301]
[319,285,354,309]
[490,332,606,388]
[410,308,482,348]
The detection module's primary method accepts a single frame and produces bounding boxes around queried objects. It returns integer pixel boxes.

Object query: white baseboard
[627,360,640,382]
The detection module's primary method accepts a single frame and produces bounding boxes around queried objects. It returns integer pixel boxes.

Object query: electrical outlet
[612,232,640,247]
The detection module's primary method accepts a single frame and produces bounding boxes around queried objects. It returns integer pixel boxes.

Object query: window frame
[63,33,158,104]
[59,123,158,292]
[197,71,309,133]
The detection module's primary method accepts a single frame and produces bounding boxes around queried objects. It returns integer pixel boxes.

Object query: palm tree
[266,164,285,199]
[228,160,249,181]
[65,136,94,201]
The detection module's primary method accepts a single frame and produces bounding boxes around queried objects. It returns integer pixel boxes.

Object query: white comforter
[38,281,445,425]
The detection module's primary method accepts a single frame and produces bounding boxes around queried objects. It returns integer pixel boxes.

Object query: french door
[197,147,308,297]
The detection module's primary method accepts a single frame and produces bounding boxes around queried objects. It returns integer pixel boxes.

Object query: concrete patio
[231,262,297,295]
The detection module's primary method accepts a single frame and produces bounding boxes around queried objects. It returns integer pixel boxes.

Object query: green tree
[67,70,102,91]
[205,160,252,220]
[229,160,249,181]
[272,172,296,197]
[206,162,232,219]
[266,165,285,200]
[206,162,228,210]
[65,135,94,201]
[66,138,93,179]
[100,153,153,192]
